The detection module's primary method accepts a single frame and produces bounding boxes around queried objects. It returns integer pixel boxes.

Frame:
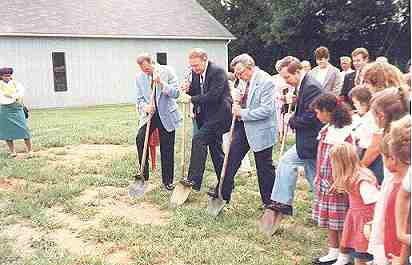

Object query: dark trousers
[216,121,276,205]
[136,111,175,185]
[187,123,224,191]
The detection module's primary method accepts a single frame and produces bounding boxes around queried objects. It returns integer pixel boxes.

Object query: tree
[197,0,411,72]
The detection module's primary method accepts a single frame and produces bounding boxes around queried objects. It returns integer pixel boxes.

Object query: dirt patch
[47,228,98,256]
[0,223,43,257]
[34,144,135,168]
[78,186,169,226]
[104,245,134,265]
[46,206,100,231]
[0,178,26,191]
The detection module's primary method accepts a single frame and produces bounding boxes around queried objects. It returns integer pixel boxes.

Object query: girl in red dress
[330,143,379,264]
[380,132,410,263]
[311,93,354,265]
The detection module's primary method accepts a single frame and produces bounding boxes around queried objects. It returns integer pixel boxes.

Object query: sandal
[9,152,17,158]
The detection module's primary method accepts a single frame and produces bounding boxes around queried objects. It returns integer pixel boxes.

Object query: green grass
[0,104,327,265]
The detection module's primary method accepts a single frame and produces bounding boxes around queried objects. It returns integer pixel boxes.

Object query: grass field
[0,104,327,265]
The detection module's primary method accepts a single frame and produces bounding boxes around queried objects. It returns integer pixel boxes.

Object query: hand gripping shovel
[128,87,156,198]
[207,115,236,217]
[169,101,191,207]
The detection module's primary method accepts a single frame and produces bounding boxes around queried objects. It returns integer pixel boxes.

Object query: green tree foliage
[197,0,410,72]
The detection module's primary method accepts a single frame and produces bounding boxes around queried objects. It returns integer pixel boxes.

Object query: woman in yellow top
[0,67,32,158]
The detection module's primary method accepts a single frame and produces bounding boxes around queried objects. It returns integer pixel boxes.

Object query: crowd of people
[133,47,411,265]
[0,46,410,265]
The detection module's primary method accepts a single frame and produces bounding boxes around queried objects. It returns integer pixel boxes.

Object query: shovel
[279,101,293,158]
[207,115,236,217]
[128,85,156,198]
[170,100,192,207]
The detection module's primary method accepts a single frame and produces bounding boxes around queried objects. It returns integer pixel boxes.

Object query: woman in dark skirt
[0,67,32,158]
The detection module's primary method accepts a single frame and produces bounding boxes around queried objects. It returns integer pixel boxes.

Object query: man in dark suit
[259,56,323,235]
[180,48,232,192]
[340,47,369,105]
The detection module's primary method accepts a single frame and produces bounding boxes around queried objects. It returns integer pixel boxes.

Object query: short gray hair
[188,48,208,61]
[136,53,155,65]
[230,54,255,70]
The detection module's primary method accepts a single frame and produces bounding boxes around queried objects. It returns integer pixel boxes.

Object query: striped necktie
[241,81,250,108]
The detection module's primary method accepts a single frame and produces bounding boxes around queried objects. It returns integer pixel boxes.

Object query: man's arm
[136,77,152,114]
[160,67,180,98]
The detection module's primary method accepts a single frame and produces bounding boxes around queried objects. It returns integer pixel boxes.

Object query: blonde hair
[370,88,409,133]
[330,143,375,193]
[390,115,411,165]
[363,62,405,93]
[380,133,392,157]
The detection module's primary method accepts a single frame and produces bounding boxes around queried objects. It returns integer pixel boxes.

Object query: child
[311,93,353,265]
[391,116,411,265]
[380,132,410,264]
[330,143,379,265]
[367,88,410,264]
[350,85,384,184]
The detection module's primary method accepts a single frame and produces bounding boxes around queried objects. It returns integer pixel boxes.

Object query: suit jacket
[238,67,277,152]
[136,65,181,132]
[188,61,232,135]
[289,74,323,159]
[340,71,356,103]
[310,65,343,95]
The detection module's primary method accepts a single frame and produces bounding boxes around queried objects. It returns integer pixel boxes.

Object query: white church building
[0,0,234,108]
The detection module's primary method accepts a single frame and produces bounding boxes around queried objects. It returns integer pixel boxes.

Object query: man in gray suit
[135,53,181,191]
[210,54,277,208]
[309,46,343,95]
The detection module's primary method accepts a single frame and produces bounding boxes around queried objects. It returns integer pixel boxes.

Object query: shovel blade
[258,209,276,238]
[128,179,145,198]
[207,197,226,217]
[170,183,192,208]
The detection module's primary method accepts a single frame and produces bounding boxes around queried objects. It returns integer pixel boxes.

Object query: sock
[319,248,339,262]
[332,253,351,265]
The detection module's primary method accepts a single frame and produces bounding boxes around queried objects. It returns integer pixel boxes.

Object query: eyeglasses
[234,67,246,78]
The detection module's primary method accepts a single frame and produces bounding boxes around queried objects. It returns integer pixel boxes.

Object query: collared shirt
[200,61,209,83]
[240,67,258,108]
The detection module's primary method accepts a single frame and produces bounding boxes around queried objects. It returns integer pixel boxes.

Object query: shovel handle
[279,103,293,158]
[218,115,237,200]
[139,83,156,177]
[180,101,188,178]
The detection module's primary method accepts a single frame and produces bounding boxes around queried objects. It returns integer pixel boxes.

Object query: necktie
[241,81,250,108]
[200,74,204,95]
[196,75,204,115]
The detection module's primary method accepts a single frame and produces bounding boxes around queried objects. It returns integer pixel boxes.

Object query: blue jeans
[270,145,316,206]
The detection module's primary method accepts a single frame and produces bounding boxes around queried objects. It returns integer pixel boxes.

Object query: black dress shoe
[179,179,194,187]
[164,183,175,191]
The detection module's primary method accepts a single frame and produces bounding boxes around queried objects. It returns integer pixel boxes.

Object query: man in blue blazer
[260,56,323,234]
[135,53,181,191]
[210,53,277,208]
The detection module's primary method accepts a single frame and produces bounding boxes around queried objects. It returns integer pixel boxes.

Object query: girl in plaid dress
[311,93,353,265]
